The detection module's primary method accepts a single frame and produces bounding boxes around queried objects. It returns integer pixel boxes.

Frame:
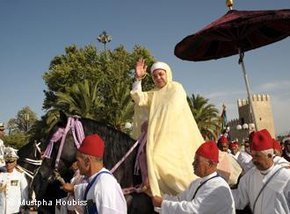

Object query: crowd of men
[1,122,290,214]
[151,129,290,214]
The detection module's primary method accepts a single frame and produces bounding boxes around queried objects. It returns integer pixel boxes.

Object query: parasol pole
[238,48,258,131]
[227,0,257,131]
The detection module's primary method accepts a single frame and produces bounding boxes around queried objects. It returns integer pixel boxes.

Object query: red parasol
[174,9,290,61]
[175,5,290,129]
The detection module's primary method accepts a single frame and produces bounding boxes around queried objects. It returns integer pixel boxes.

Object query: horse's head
[32,116,77,213]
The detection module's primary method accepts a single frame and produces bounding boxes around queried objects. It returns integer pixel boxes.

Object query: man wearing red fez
[232,129,290,214]
[152,141,235,214]
[217,135,230,153]
[62,134,127,214]
[228,140,254,174]
[229,141,239,157]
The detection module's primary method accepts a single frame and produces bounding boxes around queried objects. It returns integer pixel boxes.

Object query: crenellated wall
[228,94,276,142]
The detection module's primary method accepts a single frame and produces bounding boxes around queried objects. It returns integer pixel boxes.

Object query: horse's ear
[58,111,68,127]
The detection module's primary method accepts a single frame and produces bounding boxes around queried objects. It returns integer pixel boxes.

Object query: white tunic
[236,151,254,173]
[273,155,290,167]
[0,168,28,214]
[232,164,290,214]
[160,172,235,214]
[74,168,127,214]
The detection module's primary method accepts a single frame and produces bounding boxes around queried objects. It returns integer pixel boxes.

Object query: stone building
[228,94,276,143]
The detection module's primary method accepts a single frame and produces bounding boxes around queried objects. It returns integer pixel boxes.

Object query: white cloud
[257,80,290,92]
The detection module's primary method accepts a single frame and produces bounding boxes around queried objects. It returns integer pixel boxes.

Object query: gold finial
[226,0,233,10]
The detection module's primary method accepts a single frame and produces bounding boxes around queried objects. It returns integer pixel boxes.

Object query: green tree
[7,106,38,134]
[54,80,104,120]
[4,106,38,148]
[3,133,27,149]
[42,44,155,130]
[187,94,221,140]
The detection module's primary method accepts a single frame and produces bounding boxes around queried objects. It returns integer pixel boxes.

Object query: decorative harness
[44,116,85,170]
[44,116,146,194]
[17,141,43,179]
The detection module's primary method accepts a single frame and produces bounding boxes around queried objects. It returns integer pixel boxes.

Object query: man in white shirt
[239,139,255,173]
[152,141,235,214]
[229,141,240,158]
[0,147,29,214]
[232,129,290,214]
[62,134,127,214]
[217,135,231,153]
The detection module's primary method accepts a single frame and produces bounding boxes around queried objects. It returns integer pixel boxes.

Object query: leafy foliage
[6,106,38,134]
[42,44,155,130]
[4,106,38,148]
[187,94,222,140]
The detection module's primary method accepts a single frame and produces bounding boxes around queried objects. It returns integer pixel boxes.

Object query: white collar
[259,164,274,176]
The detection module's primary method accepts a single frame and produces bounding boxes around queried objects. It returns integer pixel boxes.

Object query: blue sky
[0,0,290,135]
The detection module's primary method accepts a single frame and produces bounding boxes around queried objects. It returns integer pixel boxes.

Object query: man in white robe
[232,129,290,214]
[152,141,235,214]
[130,59,204,196]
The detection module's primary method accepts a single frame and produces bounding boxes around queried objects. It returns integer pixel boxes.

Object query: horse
[31,114,155,214]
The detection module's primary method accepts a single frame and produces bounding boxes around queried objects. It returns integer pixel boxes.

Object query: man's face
[230,145,239,155]
[0,129,4,137]
[218,142,229,152]
[251,150,273,170]
[5,159,17,172]
[76,152,88,176]
[152,69,167,88]
[193,155,210,177]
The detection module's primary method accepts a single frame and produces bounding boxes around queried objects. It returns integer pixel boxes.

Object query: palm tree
[53,78,134,130]
[187,94,222,140]
[54,79,104,120]
[103,80,134,130]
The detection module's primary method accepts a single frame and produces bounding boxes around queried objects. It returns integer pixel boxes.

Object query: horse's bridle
[17,141,43,179]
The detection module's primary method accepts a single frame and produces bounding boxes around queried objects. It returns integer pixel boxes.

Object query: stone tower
[228,94,276,142]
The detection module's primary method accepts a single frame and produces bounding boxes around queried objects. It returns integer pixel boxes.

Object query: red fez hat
[229,141,239,149]
[78,134,105,157]
[218,136,228,145]
[196,141,219,163]
[250,129,273,151]
[272,139,282,150]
